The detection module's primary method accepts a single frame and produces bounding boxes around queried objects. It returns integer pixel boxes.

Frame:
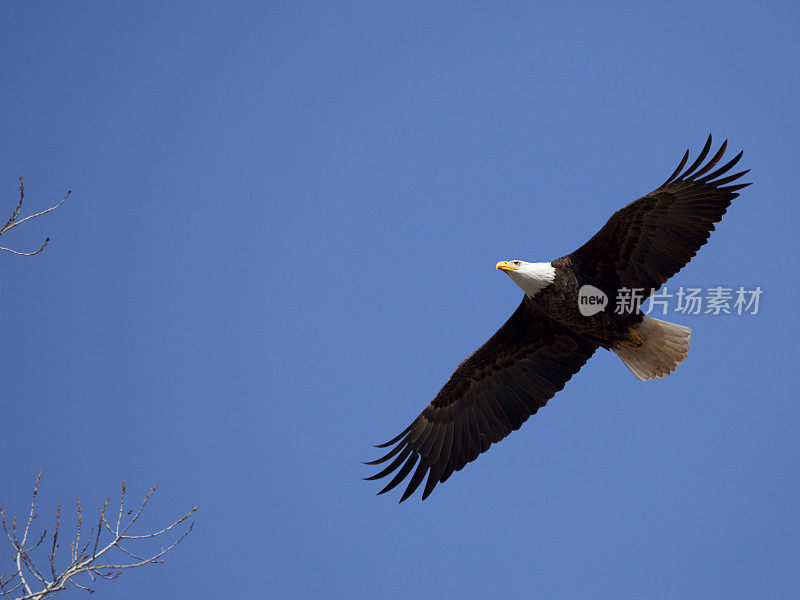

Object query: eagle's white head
[496,260,556,298]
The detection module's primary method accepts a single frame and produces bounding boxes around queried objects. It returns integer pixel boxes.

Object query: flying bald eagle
[366,135,750,502]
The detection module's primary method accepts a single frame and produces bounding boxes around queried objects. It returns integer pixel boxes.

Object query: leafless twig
[0,473,197,600]
[0,177,71,257]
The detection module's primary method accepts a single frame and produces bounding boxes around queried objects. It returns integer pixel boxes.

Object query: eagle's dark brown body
[532,255,642,350]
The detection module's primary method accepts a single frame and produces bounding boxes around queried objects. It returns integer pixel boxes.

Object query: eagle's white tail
[612,317,692,382]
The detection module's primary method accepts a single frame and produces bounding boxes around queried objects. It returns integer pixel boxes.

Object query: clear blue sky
[2,2,798,598]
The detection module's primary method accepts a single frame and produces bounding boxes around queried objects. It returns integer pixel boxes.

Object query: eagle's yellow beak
[496,261,519,272]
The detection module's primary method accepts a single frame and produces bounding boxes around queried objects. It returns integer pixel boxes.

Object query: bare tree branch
[0,177,71,258]
[0,474,197,600]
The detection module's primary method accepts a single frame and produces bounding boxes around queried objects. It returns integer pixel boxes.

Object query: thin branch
[0,242,49,256]
[1,177,25,232]
[1,193,69,233]
[21,472,42,548]
[70,498,81,565]
[123,505,197,539]
[120,484,156,537]
[0,177,71,258]
[48,505,60,581]
[115,482,126,536]
[68,579,93,593]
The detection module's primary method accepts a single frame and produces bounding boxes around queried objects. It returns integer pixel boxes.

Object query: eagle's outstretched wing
[366,298,598,502]
[569,135,750,297]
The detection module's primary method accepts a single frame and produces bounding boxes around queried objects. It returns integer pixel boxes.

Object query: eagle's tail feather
[612,317,692,382]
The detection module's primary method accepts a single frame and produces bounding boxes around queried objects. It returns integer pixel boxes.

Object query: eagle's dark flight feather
[570,135,750,297]
[366,298,598,502]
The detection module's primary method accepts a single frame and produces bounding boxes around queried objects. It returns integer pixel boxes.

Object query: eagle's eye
[513,261,521,267]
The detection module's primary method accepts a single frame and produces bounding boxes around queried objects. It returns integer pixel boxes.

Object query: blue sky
[1,2,798,598]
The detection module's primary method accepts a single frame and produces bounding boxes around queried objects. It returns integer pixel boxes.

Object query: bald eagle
[366,136,750,502]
